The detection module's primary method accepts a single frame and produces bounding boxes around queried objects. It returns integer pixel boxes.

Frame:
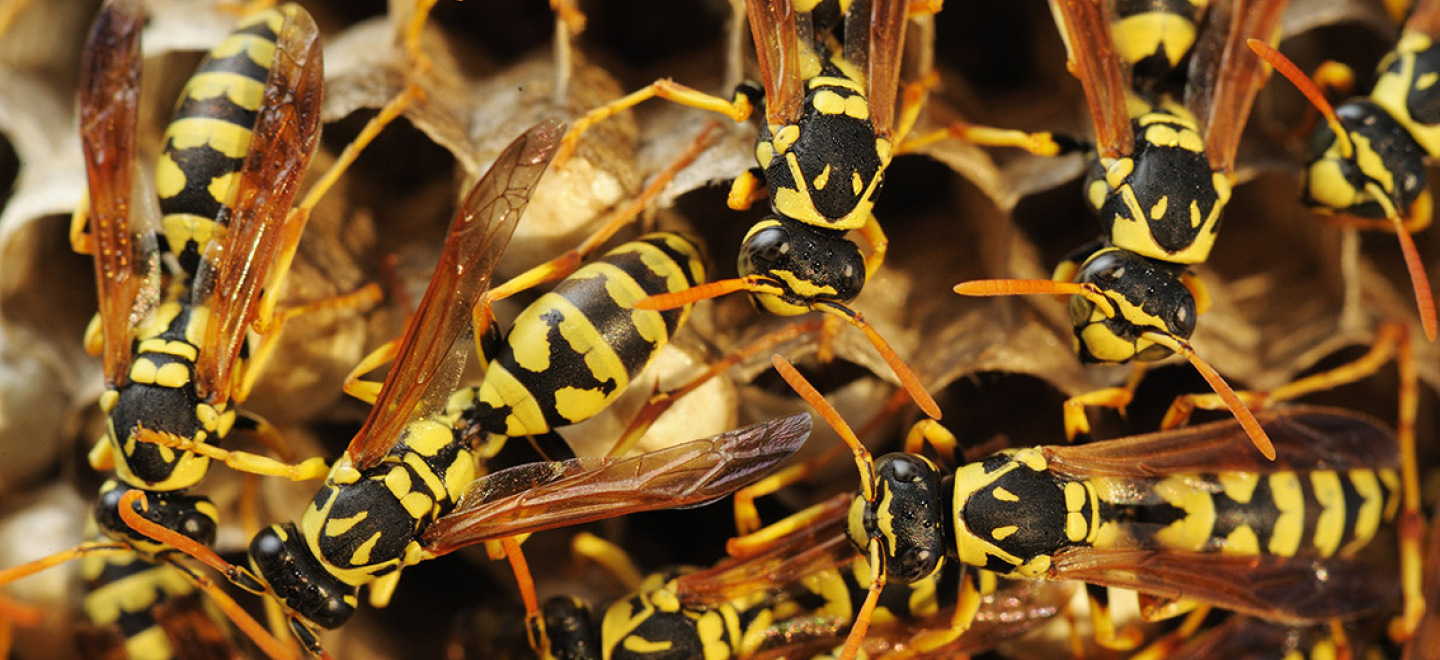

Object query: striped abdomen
[471,233,706,437]
[154,9,284,277]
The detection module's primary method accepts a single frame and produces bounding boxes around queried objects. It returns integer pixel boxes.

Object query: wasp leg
[400,0,441,75]
[895,71,1067,156]
[550,0,586,101]
[569,532,645,593]
[0,594,41,658]
[902,418,964,464]
[1083,585,1143,650]
[891,570,984,658]
[1125,606,1211,660]
[726,167,767,211]
[70,191,95,255]
[236,281,384,404]
[1063,364,1149,440]
[135,428,329,482]
[555,81,752,168]
[609,318,821,461]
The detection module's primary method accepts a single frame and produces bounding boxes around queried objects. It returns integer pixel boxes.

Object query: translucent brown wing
[674,492,855,606]
[1040,406,1397,480]
[193,4,323,404]
[345,119,565,470]
[1050,0,1134,158]
[1188,0,1290,173]
[747,0,805,125]
[862,0,909,138]
[419,414,812,555]
[1406,0,1440,40]
[1048,547,1399,623]
[80,0,158,387]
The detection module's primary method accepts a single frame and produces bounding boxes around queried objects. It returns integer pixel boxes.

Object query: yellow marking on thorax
[183,305,211,346]
[992,525,1019,540]
[1150,195,1169,220]
[1267,472,1305,556]
[951,459,1028,569]
[992,487,1020,502]
[346,532,382,567]
[136,302,184,343]
[126,628,175,660]
[773,152,877,230]
[812,163,832,190]
[1064,481,1093,543]
[400,418,456,457]
[1152,474,1217,551]
[697,608,739,660]
[1310,470,1346,557]
[402,451,447,501]
[137,338,198,361]
[323,510,369,537]
[1374,31,1440,155]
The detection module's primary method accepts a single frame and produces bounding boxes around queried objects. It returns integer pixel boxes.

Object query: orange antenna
[1247,39,1355,160]
[118,490,310,660]
[632,275,784,311]
[1141,332,1276,460]
[955,278,1116,316]
[1367,185,1438,341]
[640,284,941,419]
[772,355,878,500]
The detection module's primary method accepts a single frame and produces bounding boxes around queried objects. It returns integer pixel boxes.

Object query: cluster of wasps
[0,0,1437,658]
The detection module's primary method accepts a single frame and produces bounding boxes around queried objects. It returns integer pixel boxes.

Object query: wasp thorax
[250,523,356,630]
[1303,99,1426,218]
[1069,248,1195,363]
[847,453,947,583]
[955,453,1072,574]
[739,218,865,315]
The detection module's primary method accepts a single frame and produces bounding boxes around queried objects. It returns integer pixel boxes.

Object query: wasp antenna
[772,354,878,502]
[115,490,302,660]
[955,278,1079,296]
[633,275,775,310]
[0,541,129,586]
[1143,332,1276,460]
[1368,185,1438,341]
[808,301,940,419]
[1247,39,1355,160]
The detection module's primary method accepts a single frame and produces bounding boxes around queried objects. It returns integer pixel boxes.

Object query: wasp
[522,522,1070,660]
[544,0,1074,422]
[116,121,814,658]
[1244,2,1440,341]
[954,0,1291,459]
[765,349,1426,660]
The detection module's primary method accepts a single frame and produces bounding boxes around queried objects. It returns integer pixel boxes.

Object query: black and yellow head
[739,217,866,316]
[845,453,948,585]
[1067,247,1196,364]
[93,480,217,557]
[249,523,357,635]
[1303,98,1428,218]
[950,449,1096,578]
[1086,100,1229,265]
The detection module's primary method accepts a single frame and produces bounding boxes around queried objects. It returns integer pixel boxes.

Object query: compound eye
[177,509,217,545]
[738,224,793,277]
[830,248,866,301]
[1080,250,1126,284]
[892,544,941,582]
[1170,290,1197,338]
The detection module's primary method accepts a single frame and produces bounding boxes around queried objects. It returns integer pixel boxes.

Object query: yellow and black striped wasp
[12,1,334,658]
[763,350,1424,660]
[1244,0,1440,341]
[117,120,814,658]
[521,521,1072,660]
[548,0,1041,423]
[956,0,1290,459]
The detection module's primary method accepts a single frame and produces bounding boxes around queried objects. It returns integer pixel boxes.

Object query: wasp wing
[1406,0,1440,37]
[1049,0,1134,158]
[1188,0,1290,173]
[419,414,812,555]
[1049,547,1399,623]
[1041,406,1397,480]
[192,4,323,404]
[858,0,909,138]
[80,0,160,388]
[345,119,564,469]
[747,0,806,126]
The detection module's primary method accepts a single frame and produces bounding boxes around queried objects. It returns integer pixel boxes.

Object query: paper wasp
[521,522,1071,660]
[1244,0,1440,341]
[955,0,1291,459]
[540,0,1087,423]
[113,121,814,658]
[763,350,1423,660]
